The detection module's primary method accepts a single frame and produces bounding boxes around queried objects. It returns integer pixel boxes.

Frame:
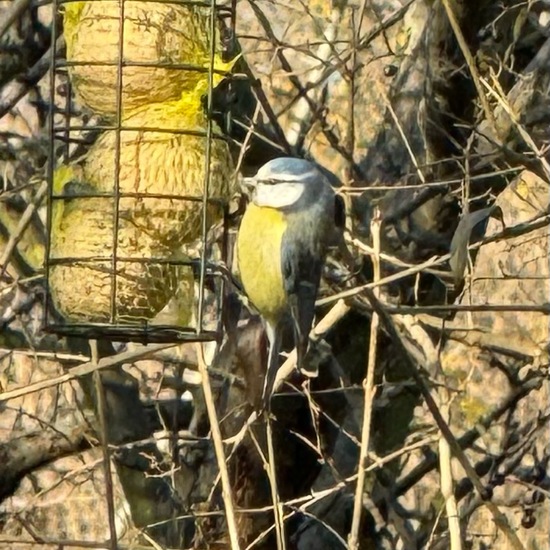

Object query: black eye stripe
[258,178,304,185]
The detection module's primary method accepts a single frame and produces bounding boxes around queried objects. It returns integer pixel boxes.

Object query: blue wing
[281,230,324,374]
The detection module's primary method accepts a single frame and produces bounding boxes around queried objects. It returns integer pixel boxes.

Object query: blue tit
[236,157,341,407]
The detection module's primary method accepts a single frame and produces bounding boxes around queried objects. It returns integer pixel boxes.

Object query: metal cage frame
[44,0,238,343]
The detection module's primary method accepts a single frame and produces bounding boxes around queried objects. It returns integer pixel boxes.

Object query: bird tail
[297,344,319,379]
[291,296,319,379]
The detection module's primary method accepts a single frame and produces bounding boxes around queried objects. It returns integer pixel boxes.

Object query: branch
[0,427,89,501]
[0,36,62,121]
[0,0,32,40]
[363,288,526,550]
[0,343,176,404]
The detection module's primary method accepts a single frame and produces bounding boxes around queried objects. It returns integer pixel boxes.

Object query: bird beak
[238,176,257,198]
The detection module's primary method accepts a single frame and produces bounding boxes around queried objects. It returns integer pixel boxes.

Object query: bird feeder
[44,0,239,343]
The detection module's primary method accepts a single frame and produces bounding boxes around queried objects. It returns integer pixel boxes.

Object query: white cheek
[254,182,305,208]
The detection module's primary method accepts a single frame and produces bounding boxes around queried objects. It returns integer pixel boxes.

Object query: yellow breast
[237,203,287,323]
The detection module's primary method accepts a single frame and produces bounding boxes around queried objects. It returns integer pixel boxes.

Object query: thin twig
[234,101,263,175]
[0,0,32,40]
[480,75,550,181]
[272,298,351,394]
[90,340,118,550]
[243,434,438,550]
[385,97,427,184]
[353,301,550,315]
[195,343,241,550]
[0,181,47,276]
[355,0,369,46]
[439,404,462,550]
[395,377,541,498]
[339,167,522,192]
[318,253,446,306]
[319,208,550,306]
[285,6,342,147]
[0,38,61,120]
[441,0,496,132]
[139,531,164,550]
[265,413,286,550]
[0,343,176,403]
[348,210,381,548]
[0,348,90,362]
[245,0,360,173]
[245,428,278,549]
[362,288,526,550]
[425,505,447,549]
[271,0,416,120]
[224,301,350,457]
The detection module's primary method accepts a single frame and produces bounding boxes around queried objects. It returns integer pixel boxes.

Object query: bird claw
[298,363,319,378]
[299,338,332,378]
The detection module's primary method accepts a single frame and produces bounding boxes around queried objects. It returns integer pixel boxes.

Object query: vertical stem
[348,210,381,548]
[347,6,356,184]
[441,0,496,132]
[439,404,463,550]
[362,288,526,550]
[90,340,118,550]
[195,343,241,550]
[266,412,286,550]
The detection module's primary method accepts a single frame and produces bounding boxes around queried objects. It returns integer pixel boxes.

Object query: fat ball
[63,0,232,117]
[82,86,234,246]
[48,85,234,324]
[49,174,196,324]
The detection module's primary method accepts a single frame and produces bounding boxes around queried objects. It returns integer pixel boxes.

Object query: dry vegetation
[0,0,549,549]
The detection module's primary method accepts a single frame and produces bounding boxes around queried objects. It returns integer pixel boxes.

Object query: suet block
[63,0,231,117]
[82,89,235,246]
[49,90,232,323]
[49,192,195,324]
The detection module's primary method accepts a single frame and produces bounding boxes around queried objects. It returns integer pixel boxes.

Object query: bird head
[240,157,331,210]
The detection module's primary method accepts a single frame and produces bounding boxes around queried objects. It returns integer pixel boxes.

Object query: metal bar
[109,0,126,324]
[196,0,219,333]
[44,0,59,332]
[52,125,231,138]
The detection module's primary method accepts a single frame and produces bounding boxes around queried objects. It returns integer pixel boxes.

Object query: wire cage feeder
[44,0,239,343]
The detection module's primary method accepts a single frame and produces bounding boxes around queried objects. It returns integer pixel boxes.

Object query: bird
[236,157,343,408]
